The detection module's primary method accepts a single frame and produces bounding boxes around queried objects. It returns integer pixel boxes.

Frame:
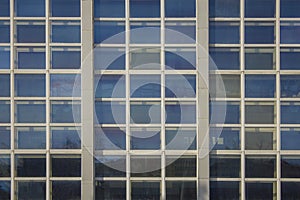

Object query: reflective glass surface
[281,156,300,178]
[245,48,275,70]
[51,155,81,177]
[210,74,240,98]
[95,181,126,200]
[15,101,46,123]
[166,128,196,150]
[0,181,10,200]
[131,182,160,200]
[281,22,300,44]
[0,0,9,17]
[281,103,300,124]
[245,22,274,44]
[94,48,125,70]
[130,75,160,98]
[165,48,196,70]
[94,0,125,18]
[51,47,81,69]
[131,128,160,150]
[17,181,46,200]
[51,74,81,97]
[16,127,46,149]
[165,102,196,124]
[246,183,275,200]
[281,75,300,98]
[51,127,81,149]
[0,156,10,177]
[15,74,45,97]
[245,0,275,18]
[165,0,195,17]
[95,75,125,98]
[245,128,274,150]
[130,0,160,18]
[130,48,160,70]
[95,127,126,150]
[166,181,197,200]
[166,156,196,177]
[0,127,10,149]
[209,0,240,18]
[15,0,45,17]
[95,156,126,177]
[210,101,240,124]
[51,21,80,43]
[0,101,10,123]
[51,0,80,17]
[281,0,300,18]
[0,74,10,97]
[210,128,240,150]
[281,129,300,150]
[52,181,81,200]
[130,101,161,124]
[165,21,196,44]
[0,22,9,43]
[165,75,196,98]
[210,48,240,70]
[130,21,160,44]
[95,101,126,124]
[210,156,240,178]
[245,103,274,124]
[282,182,300,199]
[16,21,45,43]
[15,155,46,177]
[281,49,300,70]
[245,156,276,178]
[0,47,10,69]
[94,21,125,44]
[210,22,240,44]
[210,181,240,200]
[17,47,45,69]
[51,101,81,123]
[245,75,276,98]
[131,156,161,177]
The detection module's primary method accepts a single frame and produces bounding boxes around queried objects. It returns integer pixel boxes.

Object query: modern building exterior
[0,0,300,199]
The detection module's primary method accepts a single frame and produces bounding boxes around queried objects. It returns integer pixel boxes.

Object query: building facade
[0,0,299,199]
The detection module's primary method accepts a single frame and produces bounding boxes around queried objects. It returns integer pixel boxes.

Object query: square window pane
[95,156,126,177]
[51,21,80,43]
[130,0,160,17]
[51,155,81,177]
[210,74,240,98]
[210,128,240,150]
[16,127,46,149]
[210,155,240,178]
[281,102,300,124]
[51,127,81,149]
[0,0,9,17]
[166,21,196,44]
[0,21,9,43]
[95,181,126,200]
[245,128,275,150]
[165,102,196,124]
[165,0,195,17]
[210,181,240,200]
[0,155,10,177]
[282,182,300,199]
[131,156,161,177]
[166,127,196,150]
[94,47,125,70]
[15,0,45,17]
[245,102,275,124]
[281,0,300,18]
[17,181,46,200]
[166,48,196,70]
[281,128,300,150]
[209,0,240,18]
[130,21,160,44]
[130,75,161,98]
[95,127,126,150]
[282,156,300,178]
[245,75,276,98]
[131,127,160,150]
[15,74,45,97]
[130,48,160,70]
[131,182,160,200]
[0,181,10,200]
[94,0,125,18]
[246,156,276,178]
[95,101,126,124]
[51,101,81,123]
[166,181,196,200]
[165,75,196,98]
[0,47,10,69]
[51,47,81,69]
[16,47,46,69]
[51,0,80,17]
[166,156,196,177]
[52,181,80,200]
[0,127,10,149]
[281,48,300,70]
[281,75,300,98]
[245,0,275,18]
[245,22,275,44]
[51,74,81,97]
[0,74,10,97]
[94,21,125,44]
[281,22,300,44]
[16,155,46,177]
[210,48,240,70]
[246,182,275,200]
[95,75,125,98]
[15,101,46,123]
[245,48,275,70]
[210,22,239,44]
[16,21,45,43]
[0,101,10,123]
[130,101,161,124]
[210,101,240,124]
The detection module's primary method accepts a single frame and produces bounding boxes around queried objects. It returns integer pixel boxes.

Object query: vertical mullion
[161,0,165,199]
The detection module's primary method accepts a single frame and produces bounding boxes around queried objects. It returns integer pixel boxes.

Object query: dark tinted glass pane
[245,75,276,98]
[165,0,195,17]
[18,181,46,200]
[94,21,125,44]
[51,74,80,97]
[95,101,126,124]
[0,127,10,149]
[51,0,80,17]
[131,156,161,177]
[130,22,160,44]
[245,48,275,70]
[165,49,196,70]
[95,156,126,177]
[245,23,274,44]
[281,129,300,150]
[94,48,125,70]
[210,22,239,44]
[0,47,10,69]
[166,156,196,177]
[51,101,81,123]
[0,101,10,123]
[281,75,300,98]
[0,22,9,43]
[17,48,45,69]
[210,101,240,124]
[52,48,81,69]
[210,48,240,70]
[165,21,195,44]
[51,21,80,43]
[15,74,45,97]
[282,182,300,199]
[209,0,240,18]
[130,101,161,124]
[130,48,160,70]
[210,74,240,98]
[16,127,46,149]
[16,155,46,177]
[165,75,196,98]
[15,0,45,17]
[245,0,275,18]
[0,156,10,177]
[130,75,160,98]
[130,0,160,17]
[210,128,240,150]
[281,103,300,124]
[17,22,45,43]
[166,128,196,150]
[131,182,160,200]
[131,128,160,150]
[246,183,274,200]
[16,101,46,123]
[52,181,81,200]
[165,102,196,124]
[281,22,300,44]
[245,103,274,124]
[95,75,125,98]
[281,49,300,70]
[210,156,240,178]
[95,127,126,150]
[210,181,240,200]
[166,181,196,200]
[245,156,276,178]
[51,127,81,149]
[0,0,9,17]
[95,181,126,200]
[0,181,10,200]
[245,128,274,150]
[282,156,300,178]
[52,156,81,177]
[281,0,300,18]
[94,0,125,18]
[0,75,10,97]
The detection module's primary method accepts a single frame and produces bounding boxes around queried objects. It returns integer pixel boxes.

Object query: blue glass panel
[245,103,274,124]
[95,127,126,150]
[165,103,196,124]
[0,0,9,17]
[95,101,126,124]
[17,23,45,43]
[245,156,276,178]
[18,182,46,200]
[51,0,80,17]
[281,23,300,44]
[130,102,161,124]
[165,49,196,70]
[0,181,10,200]
[165,0,195,17]
[0,75,10,97]
[282,182,300,199]
[281,130,300,150]
[166,21,196,44]
[166,181,196,200]
[51,128,81,149]
[209,0,240,18]
[52,181,80,200]
[95,156,126,177]
[245,75,276,98]
[130,22,160,44]
[210,48,240,70]
[52,48,81,69]
[130,75,161,98]
[16,155,46,177]
[94,48,125,70]
[282,157,300,178]
[0,127,10,149]
[210,128,240,150]
[210,181,240,200]
[95,75,125,98]
[51,21,80,43]
[245,48,275,70]
[94,21,125,44]
[17,49,45,69]
[209,22,239,44]
[52,156,81,177]
[281,50,300,70]
[0,101,10,123]
[281,103,300,124]
[51,101,81,123]
[281,75,300,98]
[165,75,196,98]
[0,47,10,69]
[130,0,160,17]
[51,74,81,97]
[245,0,275,18]
[210,156,240,178]
[96,181,126,200]
[0,23,9,43]
[94,0,125,18]
[0,156,10,177]
[16,101,46,123]
[210,101,240,124]
[16,127,46,149]
[15,0,45,17]
[246,183,274,200]
[166,128,196,150]
[281,0,300,18]
[15,74,45,97]
[245,23,274,44]
[132,182,160,199]
[131,128,160,150]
